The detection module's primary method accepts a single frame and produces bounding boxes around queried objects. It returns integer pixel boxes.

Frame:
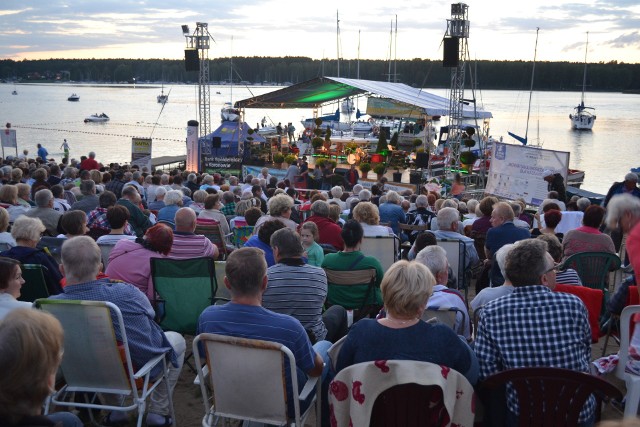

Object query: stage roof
[234,76,492,119]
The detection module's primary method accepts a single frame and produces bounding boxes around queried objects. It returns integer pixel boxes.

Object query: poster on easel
[1,128,17,158]
[131,138,152,170]
[485,142,569,205]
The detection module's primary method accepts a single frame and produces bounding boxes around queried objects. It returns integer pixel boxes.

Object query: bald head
[175,207,197,232]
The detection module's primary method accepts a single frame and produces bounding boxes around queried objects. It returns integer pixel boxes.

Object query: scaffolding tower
[444,3,470,171]
[184,23,212,138]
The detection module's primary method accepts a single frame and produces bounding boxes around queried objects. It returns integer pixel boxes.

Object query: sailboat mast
[524,27,539,144]
[581,32,589,104]
[394,15,398,83]
[388,20,392,82]
[230,36,233,104]
[336,10,340,77]
[357,30,361,79]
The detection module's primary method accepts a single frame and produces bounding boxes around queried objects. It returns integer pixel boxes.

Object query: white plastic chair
[360,235,399,272]
[327,335,347,373]
[436,238,468,300]
[193,333,321,427]
[616,304,640,417]
[421,306,467,336]
[37,299,174,427]
[98,242,116,269]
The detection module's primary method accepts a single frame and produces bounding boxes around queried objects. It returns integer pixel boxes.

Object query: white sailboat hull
[570,110,596,130]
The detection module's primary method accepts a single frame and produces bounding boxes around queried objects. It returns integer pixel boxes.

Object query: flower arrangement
[284,154,298,165]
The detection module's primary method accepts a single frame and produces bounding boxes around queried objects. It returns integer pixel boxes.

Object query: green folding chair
[19,264,50,302]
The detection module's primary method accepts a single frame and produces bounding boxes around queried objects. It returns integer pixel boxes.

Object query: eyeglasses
[543,263,564,275]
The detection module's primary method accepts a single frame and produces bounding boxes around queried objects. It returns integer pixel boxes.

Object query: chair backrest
[97,242,116,269]
[553,284,603,343]
[421,306,465,335]
[436,238,467,290]
[329,360,475,427]
[193,333,301,426]
[616,305,640,381]
[360,235,398,272]
[35,299,135,395]
[562,251,621,291]
[398,223,430,233]
[481,366,622,426]
[195,221,228,256]
[36,237,65,264]
[327,335,347,373]
[213,261,230,300]
[324,268,377,310]
[232,226,254,248]
[151,257,217,335]
[18,264,50,302]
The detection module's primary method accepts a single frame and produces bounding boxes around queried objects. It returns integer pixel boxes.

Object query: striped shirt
[555,268,583,286]
[168,232,216,259]
[263,260,328,341]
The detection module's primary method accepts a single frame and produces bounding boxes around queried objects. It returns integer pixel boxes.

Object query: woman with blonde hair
[0,309,83,426]
[0,207,16,248]
[336,259,478,384]
[352,202,394,237]
[0,185,29,222]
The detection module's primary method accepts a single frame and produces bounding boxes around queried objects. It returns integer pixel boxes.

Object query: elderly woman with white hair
[156,189,184,229]
[606,194,640,274]
[329,186,346,210]
[252,193,297,232]
[378,190,407,237]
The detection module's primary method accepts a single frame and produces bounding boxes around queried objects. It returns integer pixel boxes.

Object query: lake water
[1,82,638,195]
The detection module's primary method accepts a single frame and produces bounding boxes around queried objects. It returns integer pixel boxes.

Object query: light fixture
[181,25,190,35]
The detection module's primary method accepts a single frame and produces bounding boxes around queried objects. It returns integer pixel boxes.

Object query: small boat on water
[11,90,17,95]
[157,83,168,104]
[68,93,80,101]
[221,102,240,122]
[570,33,596,130]
[84,113,110,123]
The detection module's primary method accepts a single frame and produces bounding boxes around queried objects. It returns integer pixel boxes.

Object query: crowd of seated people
[0,152,638,425]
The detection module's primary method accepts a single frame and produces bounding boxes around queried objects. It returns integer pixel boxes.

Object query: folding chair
[421,306,467,336]
[436,238,468,301]
[481,366,622,426]
[360,235,400,272]
[193,333,321,427]
[327,335,347,373]
[195,221,234,260]
[18,264,50,302]
[615,305,640,417]
[324,268,380,321]
[329,360,475,427]
[231,225,254,248]
[37,237,65,264]
[98,242,116,269]
[36,299,174,427]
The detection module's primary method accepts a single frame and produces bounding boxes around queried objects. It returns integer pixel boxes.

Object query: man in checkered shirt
[475,238,594,425]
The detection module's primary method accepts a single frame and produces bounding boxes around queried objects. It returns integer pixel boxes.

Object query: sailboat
[157,82,168,104]
[508,28,539,146]
[569,33,596,130]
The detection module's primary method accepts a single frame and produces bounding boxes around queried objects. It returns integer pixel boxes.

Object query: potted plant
[311,137,324,151]
[273,152,285,168]
[284,154,297,165]
[375,128,388,154]
[389,131,399,149]
[373,163,386,180]
[413,138,423,151]
[359,162,371,179]
[459,151,478,171]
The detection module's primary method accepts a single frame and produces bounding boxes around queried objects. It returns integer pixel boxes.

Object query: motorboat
[157,83,168,104]
[220,102,240,122]
[301,109,352,133]
[11,90,17,95]
[570,33,596,130]
[84,113,110,123]
[352,121,373,137]
[68,93,80,101]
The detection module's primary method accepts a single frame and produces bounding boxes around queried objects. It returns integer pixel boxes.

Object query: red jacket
[304,215,344,251]
[80,158,100,171]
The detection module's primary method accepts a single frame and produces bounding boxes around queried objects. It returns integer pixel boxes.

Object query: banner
[1,128,17,148]
[202,155,242,176]
[242,165,287,181]
[131,138,152,171]
[186,120,199,172]
[485,142,569,205]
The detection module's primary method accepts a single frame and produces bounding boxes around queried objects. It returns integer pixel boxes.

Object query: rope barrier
[10,124,184,143]
[16,121,185,130]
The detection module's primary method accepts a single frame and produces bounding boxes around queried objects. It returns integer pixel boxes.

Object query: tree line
[1,57,638,92]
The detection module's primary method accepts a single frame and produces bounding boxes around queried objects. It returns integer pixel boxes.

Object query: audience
[300,221,324,267]
[96,205,137,245]
[168,208,218,260]
[562,204,615,259]
[0,257,31,320]
[305,200,344,250]
[23,189,62,236]
[352,202,394,237]
[243,219,286,267]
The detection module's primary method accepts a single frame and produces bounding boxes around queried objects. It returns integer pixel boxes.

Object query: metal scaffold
[444,3,470,171]
[183,23,212,138]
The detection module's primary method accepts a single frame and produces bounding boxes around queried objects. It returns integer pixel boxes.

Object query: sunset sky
[1,0,639,64]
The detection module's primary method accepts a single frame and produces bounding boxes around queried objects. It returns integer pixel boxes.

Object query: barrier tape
[10,124,184,143]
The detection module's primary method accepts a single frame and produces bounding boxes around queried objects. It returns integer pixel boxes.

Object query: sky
[1,0,639,64]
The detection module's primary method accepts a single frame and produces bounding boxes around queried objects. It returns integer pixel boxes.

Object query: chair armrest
[193,364,209,385]
[299,375,321,401]
[133,353,167,379]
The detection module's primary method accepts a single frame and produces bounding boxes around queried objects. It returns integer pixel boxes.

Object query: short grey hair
[359,189,371,201]
[442,198,458,208]
[505,239,553,287]
[34,189,54,208]
[61,236,102,283]
[192,190,207,203]
[352,184,363,195]
[495,243,515,281]
[576,197,591,211]
[11,216,45,242]
[467,199,479,214]
[415,195,429,208]
[164,190,183,206]
[155,186,167,198]
[330,186,343,199]
[509,202,522,216]
[80,179,96,196]
[267,194,293,216]
[270,228,303,258]
[187,173,197,182]
[415,245,448,278]
[311,200,330,217]
[625,172,639,183]
[606,194,640,229]
[436,207,459,230]
[386,191,402,205]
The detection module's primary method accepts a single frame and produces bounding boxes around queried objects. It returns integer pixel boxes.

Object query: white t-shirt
[96,234,137,245]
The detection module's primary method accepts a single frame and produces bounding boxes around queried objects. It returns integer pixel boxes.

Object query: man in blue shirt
[36,143,48,160]
[378,190,406,237]
[198,247,330,419]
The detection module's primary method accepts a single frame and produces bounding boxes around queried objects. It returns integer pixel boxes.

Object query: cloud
[606,31,640,48]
